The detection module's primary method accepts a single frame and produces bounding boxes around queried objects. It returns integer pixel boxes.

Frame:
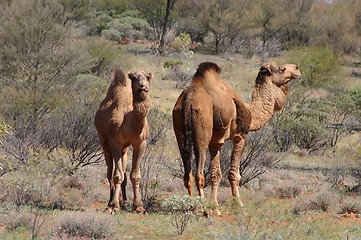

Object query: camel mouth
[293,73,302,79]
[140,88,149,93]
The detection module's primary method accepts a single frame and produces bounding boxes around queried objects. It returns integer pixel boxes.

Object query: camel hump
[113,68,127,86]
[194,62,221,79]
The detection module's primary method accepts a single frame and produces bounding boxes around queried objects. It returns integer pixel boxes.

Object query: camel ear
[279,66,286,72]
[259,64,272,74]
[147,72,153,80]
[128,72,134,80]
[260,63,279,75]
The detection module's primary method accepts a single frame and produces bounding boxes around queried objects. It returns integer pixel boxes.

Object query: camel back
[194,62,221,79]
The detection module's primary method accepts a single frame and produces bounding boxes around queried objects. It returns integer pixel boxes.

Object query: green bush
[163,59,184,69]
[86,39,125,76]
[285,46,341,89]
[102,13,152,40]
[161,195,204,235]
[170,33,192,53]
[101,28,122,41]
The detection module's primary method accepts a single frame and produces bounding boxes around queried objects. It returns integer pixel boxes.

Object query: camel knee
[113,174,124,185]
[228,171,241,184]
[130,172,141,185]
[195,174,205,189]
[211,167,222,183]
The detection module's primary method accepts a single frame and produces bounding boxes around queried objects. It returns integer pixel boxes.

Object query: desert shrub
[0,0,93,167]
[270,92,355,153]
[2,212,32,232]
[141,107,172,210]
[285,46,341,89]
[161,195,204,235]
[101,28,122,41]
[102,12,152,40]
[170,33,192,53]
[37,74,107,173]
[339,198,361,214]
[286,115,329,153]
[126,44,153,55]
[63,175,84,190]
[211,127,283,187]
[293,190,338,213]
[86,40,125,76]
[163,60,193,89]
[0,179,42,207]
[274,184,301,199]
[350,87,361,124]
[326,168,348,190]
[55,212,115,239]
[239,128,284,186]
[163,59,184,69]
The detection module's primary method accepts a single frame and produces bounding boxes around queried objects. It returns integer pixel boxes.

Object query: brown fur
[94,68,152,214]
[172,62,301,213]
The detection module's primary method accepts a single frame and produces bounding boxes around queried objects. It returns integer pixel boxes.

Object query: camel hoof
[133,206,145,214]
[203,209,222,217]
[232,197,244,207]
[105,207,120,214]
[215,209,222,216]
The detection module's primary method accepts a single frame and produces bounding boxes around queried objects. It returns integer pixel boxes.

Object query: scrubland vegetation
[0,0,360,239]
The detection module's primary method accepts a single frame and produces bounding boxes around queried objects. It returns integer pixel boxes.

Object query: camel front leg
[108,144,126,212]
[130,140,146,213]
[228,134,247,206]
[97,134,115,211]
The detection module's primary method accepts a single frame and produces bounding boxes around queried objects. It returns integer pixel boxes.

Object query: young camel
[172,62,301,214]
[94,68,152,213]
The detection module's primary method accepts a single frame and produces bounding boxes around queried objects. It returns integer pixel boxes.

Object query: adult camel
[172,62,301,213]
[94,68,152,213]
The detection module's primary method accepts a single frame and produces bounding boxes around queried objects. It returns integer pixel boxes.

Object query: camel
[94,68,152,213]
[172,62,301,213]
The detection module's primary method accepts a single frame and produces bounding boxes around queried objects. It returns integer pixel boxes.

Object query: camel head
[257,63,301,87]
[128,71,152,101]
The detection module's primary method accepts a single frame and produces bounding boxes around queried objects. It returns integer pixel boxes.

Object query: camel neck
[248,81,276,131]
[132,97,151,122]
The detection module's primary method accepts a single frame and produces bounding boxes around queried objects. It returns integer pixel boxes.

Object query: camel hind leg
[173,104,194,196]
[194,143,207,198]
[209,144,222,206]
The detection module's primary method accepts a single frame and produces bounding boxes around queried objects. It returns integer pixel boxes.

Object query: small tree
[0,0,93,166]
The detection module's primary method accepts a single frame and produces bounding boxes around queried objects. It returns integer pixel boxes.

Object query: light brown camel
[172,62,301,213]
[94,68,152,213]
